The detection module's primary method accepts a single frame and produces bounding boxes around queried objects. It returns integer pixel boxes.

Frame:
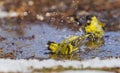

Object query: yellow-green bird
[83,15,105,39]
[47,15,105,55]
[47,34,90,54]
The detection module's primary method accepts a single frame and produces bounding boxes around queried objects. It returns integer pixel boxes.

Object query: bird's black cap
[47,41,55,45]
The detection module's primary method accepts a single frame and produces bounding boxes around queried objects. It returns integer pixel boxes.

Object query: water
[0,23,120,60]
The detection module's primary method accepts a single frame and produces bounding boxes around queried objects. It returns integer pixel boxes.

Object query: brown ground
[0,0,120,31]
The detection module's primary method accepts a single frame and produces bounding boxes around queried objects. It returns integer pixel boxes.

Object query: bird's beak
[45,44,49,47]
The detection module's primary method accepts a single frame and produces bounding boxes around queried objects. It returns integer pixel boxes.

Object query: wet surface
[0,23,81,59]
[0,23,120,60]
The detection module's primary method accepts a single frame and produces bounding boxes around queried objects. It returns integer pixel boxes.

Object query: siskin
[83,16,105,39]
[47,16,105,54]
[47,34,90,54]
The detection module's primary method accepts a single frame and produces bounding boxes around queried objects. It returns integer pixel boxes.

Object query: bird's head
[46,41,59,53]
[77,15,105,39]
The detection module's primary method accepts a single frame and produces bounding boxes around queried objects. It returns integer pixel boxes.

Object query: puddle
[0,23,120,60]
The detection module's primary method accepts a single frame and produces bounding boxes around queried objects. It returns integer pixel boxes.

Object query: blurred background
[0,0,120,31]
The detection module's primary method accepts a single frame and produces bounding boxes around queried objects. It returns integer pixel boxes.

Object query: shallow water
[0,23,120,60]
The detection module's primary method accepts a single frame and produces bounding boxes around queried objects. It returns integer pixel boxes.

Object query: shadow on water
[0,23,120,60]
